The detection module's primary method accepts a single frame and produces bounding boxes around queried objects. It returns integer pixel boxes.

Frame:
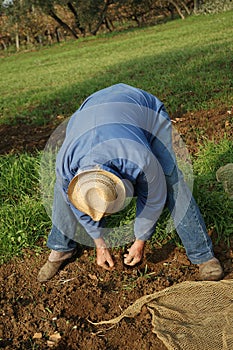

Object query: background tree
[196,0,233,13]
[1,0,30,50]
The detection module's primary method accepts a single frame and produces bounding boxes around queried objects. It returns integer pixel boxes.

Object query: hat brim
[67,169,126,221]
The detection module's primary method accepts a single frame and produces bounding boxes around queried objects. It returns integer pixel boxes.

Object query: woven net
[216,163,233,199]
[90,280,233,350]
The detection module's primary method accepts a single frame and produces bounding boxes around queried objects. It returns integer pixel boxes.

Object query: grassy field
[0,11,232,125]
[0,11,233,263]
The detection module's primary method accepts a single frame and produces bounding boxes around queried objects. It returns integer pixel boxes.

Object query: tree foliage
[195,0,233,13]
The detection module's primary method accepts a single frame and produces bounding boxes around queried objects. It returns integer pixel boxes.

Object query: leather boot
[38,249,76,282]
[198,257,223,281]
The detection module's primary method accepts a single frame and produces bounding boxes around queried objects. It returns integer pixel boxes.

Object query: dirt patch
[0,107,233,350]
[0,122,57,155]
[172,107,233,155]
[0,107,232,156]
[1,240,233,350]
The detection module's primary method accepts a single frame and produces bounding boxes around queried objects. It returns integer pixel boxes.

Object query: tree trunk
[26,34,30,45]
[45,29,53,45]
[168,0,185,19]
[15,23,20,51]
[179,0,191,14]
[104,17,113,32]
[48,9,79,39]
[0,39,7,50]
[55,27,61,43]
[91,0,112,36]
[67,2,86,36]
[132,14,141,27]
[193,0,200,13]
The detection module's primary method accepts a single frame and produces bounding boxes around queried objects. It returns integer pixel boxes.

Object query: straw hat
[68,169,126,221]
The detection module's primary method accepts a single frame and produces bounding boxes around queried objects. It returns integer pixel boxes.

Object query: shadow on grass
[4,40,232,126]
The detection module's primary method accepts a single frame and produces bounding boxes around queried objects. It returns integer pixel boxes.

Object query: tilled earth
[0,107,233,350]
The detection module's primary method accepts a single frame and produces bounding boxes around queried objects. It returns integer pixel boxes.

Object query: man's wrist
[135,239,145,245]
[94,237,107,249]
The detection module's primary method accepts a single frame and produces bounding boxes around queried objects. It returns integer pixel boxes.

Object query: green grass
[1,138,232,263]
[0,11,233,263]
[0,11,232,125]
[193,137,233,243]
[0,154,50,263]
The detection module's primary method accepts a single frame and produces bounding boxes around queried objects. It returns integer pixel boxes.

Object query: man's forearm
[94,237,108,249]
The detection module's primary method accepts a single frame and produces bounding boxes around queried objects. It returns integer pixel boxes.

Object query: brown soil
[0,107,233,350]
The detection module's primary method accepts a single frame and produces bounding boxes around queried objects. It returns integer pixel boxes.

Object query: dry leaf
[49,332,61,342]
[47,340,56,347]
[32,332,42,339]
[47,333,62,348]
[88,273,98,280]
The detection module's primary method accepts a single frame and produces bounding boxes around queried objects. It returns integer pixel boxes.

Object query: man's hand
[94,237,115,271]
[124,239,145,266]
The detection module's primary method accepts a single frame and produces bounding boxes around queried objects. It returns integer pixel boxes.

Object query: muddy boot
[198,257,223,281]
[38,249,76,282]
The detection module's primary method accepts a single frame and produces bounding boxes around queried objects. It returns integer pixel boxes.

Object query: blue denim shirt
[55,83,176,240]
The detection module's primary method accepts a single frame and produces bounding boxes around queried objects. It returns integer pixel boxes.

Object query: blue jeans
[47,167,214,264]
[165,167,214,264]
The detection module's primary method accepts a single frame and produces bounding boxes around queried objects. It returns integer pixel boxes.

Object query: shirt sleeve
[134,156,167,241]
[71,210,105,240]
[54,175,105,241]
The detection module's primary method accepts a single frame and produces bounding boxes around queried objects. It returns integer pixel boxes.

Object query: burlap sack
[90,280,233,350]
